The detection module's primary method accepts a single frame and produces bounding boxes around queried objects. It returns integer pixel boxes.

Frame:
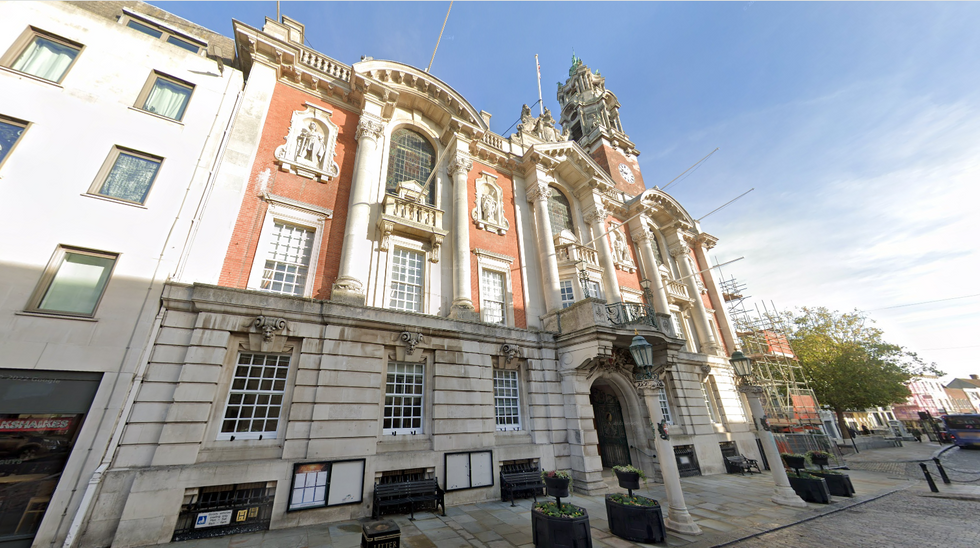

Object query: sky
[156,1,980,382]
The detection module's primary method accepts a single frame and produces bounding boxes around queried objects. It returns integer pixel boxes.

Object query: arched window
[547,188,573,235]
[386,128,436,204]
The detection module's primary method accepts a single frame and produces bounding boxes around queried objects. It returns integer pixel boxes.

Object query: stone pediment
[631,188,697,229]
[521,141,614,193]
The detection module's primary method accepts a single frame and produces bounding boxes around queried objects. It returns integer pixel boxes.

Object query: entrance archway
[590,384,631,468]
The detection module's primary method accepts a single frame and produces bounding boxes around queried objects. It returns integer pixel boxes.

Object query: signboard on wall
[444,450,493,491]
[287,459,365,511]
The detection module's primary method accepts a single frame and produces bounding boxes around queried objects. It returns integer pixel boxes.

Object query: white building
[0,2,243,547]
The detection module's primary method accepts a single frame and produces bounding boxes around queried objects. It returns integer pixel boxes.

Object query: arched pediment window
[386,128,436,205]
[547,188,573,235]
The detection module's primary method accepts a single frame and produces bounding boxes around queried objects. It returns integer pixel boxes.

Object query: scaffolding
[718,274,824,433]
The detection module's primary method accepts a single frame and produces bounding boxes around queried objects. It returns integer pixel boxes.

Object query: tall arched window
[386,128,436,204]
[547,188,573,236]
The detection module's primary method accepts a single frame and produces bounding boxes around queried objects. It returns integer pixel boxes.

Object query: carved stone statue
[295,122,325,166]
[613,231,628,263]
[481,193,497,223]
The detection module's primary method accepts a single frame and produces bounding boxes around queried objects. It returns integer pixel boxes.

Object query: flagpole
[535,54,544,116]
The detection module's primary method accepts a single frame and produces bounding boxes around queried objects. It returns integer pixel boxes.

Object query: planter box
[532,506,592,548]
[614,470,641,491]
[605,495,665,544]
[809,454,831,468]
[782,455,807,472]
[787,475,831,504]
[544,476,570,499]
[812,472,855,497]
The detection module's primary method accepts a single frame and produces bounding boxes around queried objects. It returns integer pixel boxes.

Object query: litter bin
[361,519,400,548]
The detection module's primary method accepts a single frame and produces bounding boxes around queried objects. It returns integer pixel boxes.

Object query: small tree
[785,307,942,439]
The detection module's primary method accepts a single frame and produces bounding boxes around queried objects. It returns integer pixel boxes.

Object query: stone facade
[6,11,774,548]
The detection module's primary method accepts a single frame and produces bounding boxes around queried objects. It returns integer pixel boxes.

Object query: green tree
[785,307,942,439]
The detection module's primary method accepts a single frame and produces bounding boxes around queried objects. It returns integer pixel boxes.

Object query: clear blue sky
[157,1,980,382]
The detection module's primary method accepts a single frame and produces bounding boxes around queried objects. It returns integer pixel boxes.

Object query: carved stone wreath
[274,105,341,182]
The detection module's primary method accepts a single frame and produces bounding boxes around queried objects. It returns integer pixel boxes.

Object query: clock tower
[557,55,645,195]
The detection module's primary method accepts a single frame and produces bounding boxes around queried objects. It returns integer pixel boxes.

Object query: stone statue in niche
[611,229,636,273]
[295,122,325,166]
[274,105,340,183]
[472,174,509,235]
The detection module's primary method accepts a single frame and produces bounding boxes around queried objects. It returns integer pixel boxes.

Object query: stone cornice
[233,20,358,108]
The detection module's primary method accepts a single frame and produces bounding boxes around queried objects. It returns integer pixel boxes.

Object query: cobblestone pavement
[724,488,980,548]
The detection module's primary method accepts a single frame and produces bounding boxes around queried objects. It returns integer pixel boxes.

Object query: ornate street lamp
[629,334,654,369]
[730,350,806,508]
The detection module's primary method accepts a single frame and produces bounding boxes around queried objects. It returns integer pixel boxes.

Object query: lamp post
[730,351,807,508]
[630,334,702,535]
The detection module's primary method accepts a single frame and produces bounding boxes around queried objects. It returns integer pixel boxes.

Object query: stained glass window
[385,129,436,204]
[547,188,573,235]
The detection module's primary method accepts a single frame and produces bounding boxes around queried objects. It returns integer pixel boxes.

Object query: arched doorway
[590,384,631,468]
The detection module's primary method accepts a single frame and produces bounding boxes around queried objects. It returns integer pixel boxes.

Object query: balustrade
[300,50,351,80]
[381,193,443,229]
[664,279,691,301]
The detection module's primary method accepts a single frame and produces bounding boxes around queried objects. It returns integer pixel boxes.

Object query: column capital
[630,228,652,244]
[354,116,384,143]
[526,180,552,203]
[583,205,608,225]
[668,241,691,258]
[447,155,473,177]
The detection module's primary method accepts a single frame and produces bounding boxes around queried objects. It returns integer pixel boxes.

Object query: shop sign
[0,418,72,432]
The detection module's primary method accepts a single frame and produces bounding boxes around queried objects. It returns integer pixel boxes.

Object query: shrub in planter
[612,464,644,492]
[781,453,807,473]
[542,470,571,499]
[786,471,831,504]
[806,450,833,469]
[532,502,592,548]
[605,493,665,544]
[811,470,855,497]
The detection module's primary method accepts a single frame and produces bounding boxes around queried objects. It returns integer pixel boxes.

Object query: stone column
[584,202,622,304]
[631,227,670,314]
[641,383,702,535]
[332,115,384,305]
[668,240,722,355]
[526,176,562,313]
[693,233,736,354]
[740,385,808,507]
[448,152,478,320]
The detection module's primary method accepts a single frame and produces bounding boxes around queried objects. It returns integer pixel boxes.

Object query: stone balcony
[664,278,692,303]
[544,298,676,339]
[378,191,447,259]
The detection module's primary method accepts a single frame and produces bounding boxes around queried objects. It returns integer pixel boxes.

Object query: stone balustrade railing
[664,279,691,301]
[381,194,443,229]
[300,50,351,80]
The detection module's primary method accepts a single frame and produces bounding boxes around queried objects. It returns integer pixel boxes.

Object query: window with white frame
[89,147,162,205]
[494,370,521,431]
[3,28,82,83]
[383,362,424,434]
[247,198,328,298]
[218,352,289,440]
[389,247,425,313]
[480,269,506,324]
[585,279,603,300]
[560,280,575,309]
[136,71,194,121]
[660,390,673,425]
[701,382,718,423]
[26,246,117,317]
[0,115,29,170]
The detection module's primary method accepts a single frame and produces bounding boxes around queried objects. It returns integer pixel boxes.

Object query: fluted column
[631,228,670,314]
[669,240,722,355]
[584,202,622,304]
[693,233,736,354]
[526,177,562,312]
[448,152,478,320]
[641,383,702,535]
[740,385,808,507]
[332,115,384,305]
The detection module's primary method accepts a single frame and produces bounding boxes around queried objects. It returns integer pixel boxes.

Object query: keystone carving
[400,332,424,355]
[254,316,287,342]
[501,344,523,364]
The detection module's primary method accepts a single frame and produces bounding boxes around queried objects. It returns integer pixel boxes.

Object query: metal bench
[500,468,546,506]
[372,478,445,520]
[725,455,762,475]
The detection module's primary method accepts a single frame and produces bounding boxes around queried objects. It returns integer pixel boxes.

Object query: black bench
[500,469,546,506]
[372,478,445,520]
[725,455,762,475]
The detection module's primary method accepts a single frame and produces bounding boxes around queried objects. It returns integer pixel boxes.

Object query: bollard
[933,458,952,485]
[919,463,939,492]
